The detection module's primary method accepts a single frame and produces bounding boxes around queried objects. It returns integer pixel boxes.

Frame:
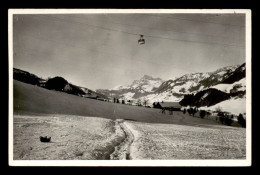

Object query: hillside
[180,88,231,107]
[14,80,221,126]
[13,68,46,86]
[199,97,246,115]
[221,63,246,84]
[13,68,108,100]
[13,62,246,115]
[211,78,246,93]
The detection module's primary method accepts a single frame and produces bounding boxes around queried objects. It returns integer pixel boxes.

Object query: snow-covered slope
[199,96,246,115]
[211,78,246,93]
[138,91,182,105]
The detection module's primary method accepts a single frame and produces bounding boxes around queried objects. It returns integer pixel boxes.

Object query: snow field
[13,115,125,160]
[125,121,246,159]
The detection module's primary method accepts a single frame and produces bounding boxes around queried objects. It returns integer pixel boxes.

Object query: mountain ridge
[97,63,245,106]
[13,62,246,112]
[13,68,109,100]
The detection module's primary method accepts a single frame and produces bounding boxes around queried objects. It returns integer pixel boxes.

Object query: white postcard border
[8,9,252,167]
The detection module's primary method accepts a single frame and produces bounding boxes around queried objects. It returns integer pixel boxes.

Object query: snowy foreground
[14,115,125,160]
[126,121,245,159]
[13,114,246,160]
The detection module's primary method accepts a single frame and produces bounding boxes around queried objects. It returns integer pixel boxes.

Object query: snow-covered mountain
[179,63,246,114]
[130,75,164,92]
[97,63,245,106]
[141,65,241,104]
[96,75,164,100]
[155,65,239,94]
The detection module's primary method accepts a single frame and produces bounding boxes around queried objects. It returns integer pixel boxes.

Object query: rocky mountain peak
[97,63,245,106]
[141,75,162,81]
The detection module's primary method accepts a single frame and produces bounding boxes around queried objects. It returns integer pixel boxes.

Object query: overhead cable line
[16,35,197,73]
[140,14,245,28]
[61,14,242,40]
[33,15,245,48]
[23,33,129,59]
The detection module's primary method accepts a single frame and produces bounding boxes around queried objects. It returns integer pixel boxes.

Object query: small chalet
[83,94,98,99]
[153,102,182,111]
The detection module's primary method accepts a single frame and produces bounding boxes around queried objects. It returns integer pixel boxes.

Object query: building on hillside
[153,102,182,111]
[107,98,113,102]
[83,94,98,99]
[63,84,72,91]
[39,80,46,87]
[97,97,107,101]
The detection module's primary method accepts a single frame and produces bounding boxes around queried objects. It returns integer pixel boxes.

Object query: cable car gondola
[138,35,145,45]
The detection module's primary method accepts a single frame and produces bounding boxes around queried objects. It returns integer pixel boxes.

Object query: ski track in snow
[109,119,134,160]
[119,116,246,160]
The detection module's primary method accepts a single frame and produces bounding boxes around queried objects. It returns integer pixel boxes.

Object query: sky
[13,13,246,90]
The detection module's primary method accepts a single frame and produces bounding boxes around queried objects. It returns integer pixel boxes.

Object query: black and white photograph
[8,9,251,166]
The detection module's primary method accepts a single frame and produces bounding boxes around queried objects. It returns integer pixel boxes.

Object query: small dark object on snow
[138,35,145,45]
[40,136,51,142]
